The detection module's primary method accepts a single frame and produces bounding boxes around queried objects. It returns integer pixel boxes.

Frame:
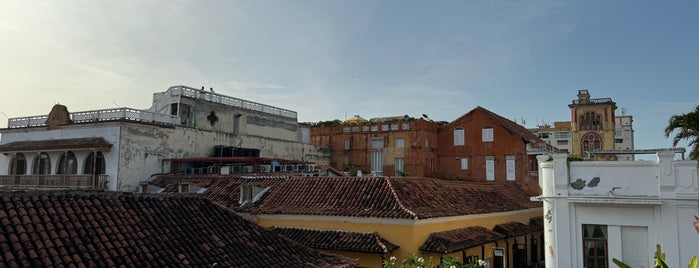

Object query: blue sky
[0,1,697,156]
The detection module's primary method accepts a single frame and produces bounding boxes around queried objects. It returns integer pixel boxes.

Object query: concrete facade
[535,152,699,268]
[0,85,329,192]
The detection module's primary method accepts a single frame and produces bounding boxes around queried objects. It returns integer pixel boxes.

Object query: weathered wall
[117,123,330,192]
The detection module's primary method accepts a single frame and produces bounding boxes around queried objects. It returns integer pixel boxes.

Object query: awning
[420,226,504,254]
[0,137,112,153]
[270,227,399,254]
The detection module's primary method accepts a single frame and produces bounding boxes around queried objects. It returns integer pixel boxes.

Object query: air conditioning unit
[220,166,231,175]
[259,165,272,173]
[306,164,317,172]
[284,165,296,172]
[242,166,254,173]
[231,165,242,173]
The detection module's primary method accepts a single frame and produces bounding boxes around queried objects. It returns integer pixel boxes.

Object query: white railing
[167,85,298,119]
[0,174,108,189]
[8,108,179,128]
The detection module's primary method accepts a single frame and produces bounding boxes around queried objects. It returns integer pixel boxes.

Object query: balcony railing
[167,85,298,119]
[572,98,613,105]
[0,175,108,189]
[7,108,179,129]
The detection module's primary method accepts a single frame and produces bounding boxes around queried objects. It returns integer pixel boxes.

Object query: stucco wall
[254,208,541,268]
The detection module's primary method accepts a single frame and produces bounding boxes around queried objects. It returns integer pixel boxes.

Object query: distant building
[534,152,698,268]
[0,190,356,267]
[311,107,556,193]
[0,85,328,191]
[529,90,635,160]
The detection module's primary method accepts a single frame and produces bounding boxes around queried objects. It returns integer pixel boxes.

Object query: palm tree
[664,104,699,160]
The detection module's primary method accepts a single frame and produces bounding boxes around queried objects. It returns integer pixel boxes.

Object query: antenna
[112,101,120,108]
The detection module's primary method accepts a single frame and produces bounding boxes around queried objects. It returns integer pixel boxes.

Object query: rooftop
[0,190,355,267]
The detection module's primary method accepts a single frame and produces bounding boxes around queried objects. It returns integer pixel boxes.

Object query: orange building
[310,107,556,193]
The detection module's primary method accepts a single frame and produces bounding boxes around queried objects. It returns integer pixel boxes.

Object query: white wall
[537,153,699,268]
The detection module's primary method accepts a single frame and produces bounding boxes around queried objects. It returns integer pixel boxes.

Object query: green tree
[664,104,699,160]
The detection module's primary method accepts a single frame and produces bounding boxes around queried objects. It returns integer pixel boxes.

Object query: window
[344,139,351,150]
[582,224,608,268]
[454,128,465,146]
[506,156,515,181]
[482,126,494,142]
[486,156,495,181]
[9,153,27,175]
[371,151,383,175]
[57,151,77,174]
[582,132,603,152]
[461,158,468,170]
[344,156,349,165]
[538,132,550,139]
[371,139,384,149]
[33,152,52,175]
[555,132,570,139]
[557,140,568,145]
[395,158,404,173]
[579,112,603,130]
[84,152,106,175]
[390,123,399,130]
[395,138,405,148]
[615,138,623,143]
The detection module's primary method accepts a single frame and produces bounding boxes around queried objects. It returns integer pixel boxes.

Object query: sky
[1,1,697,157]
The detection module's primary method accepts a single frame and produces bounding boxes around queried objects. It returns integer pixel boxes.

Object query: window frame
[454,127,465,146]
[482,126,494,142]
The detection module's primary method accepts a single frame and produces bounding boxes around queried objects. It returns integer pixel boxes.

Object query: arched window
[454,127,465,146]
[84,152,106,175]
[579,112,603,130]
[57,151,78,174]
[32,152,52,175]
[9,153,27,175]
[581,132,603,152]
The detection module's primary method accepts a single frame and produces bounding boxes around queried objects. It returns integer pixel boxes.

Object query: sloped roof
[270,227,399,254]
[0,190,355,267]
[149,175,288,208]
[419,226,504,254]
[448,106,542,143]
[149,175,540,220]
[492,221,538,237]
[0,137,112,153]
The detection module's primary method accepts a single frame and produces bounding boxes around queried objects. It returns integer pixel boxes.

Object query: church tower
[568,90,617,160]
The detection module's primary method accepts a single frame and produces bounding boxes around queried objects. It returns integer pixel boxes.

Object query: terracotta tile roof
[149,175,287,208]
[247,176,540,219]
[149,176,540,219]
[0,137,112,153]
[0,190,356,267]
[419,226,505,254]
[492,221,538,237]
[270,227,399,254]
[528,216,544,230]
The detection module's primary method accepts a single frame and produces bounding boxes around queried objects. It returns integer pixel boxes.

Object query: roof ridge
[385,177,419,220]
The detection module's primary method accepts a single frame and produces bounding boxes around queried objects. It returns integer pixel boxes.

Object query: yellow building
[148,175,543,267]
[568,89,618,160]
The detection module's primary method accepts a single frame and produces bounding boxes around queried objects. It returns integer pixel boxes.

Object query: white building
[535,152,698,268]
[0,85,329,192]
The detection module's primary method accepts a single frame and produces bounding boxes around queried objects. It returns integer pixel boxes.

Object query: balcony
[7,108,179,129]
[0,175,108,189]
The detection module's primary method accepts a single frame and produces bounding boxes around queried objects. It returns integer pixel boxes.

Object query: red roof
[152,175,541,219]
[0,190,356,267]
[271,227,399,254]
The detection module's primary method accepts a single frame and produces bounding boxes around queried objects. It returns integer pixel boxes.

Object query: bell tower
[568,90,617,160]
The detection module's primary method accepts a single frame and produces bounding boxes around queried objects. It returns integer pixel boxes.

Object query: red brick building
[310,107,556,192]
